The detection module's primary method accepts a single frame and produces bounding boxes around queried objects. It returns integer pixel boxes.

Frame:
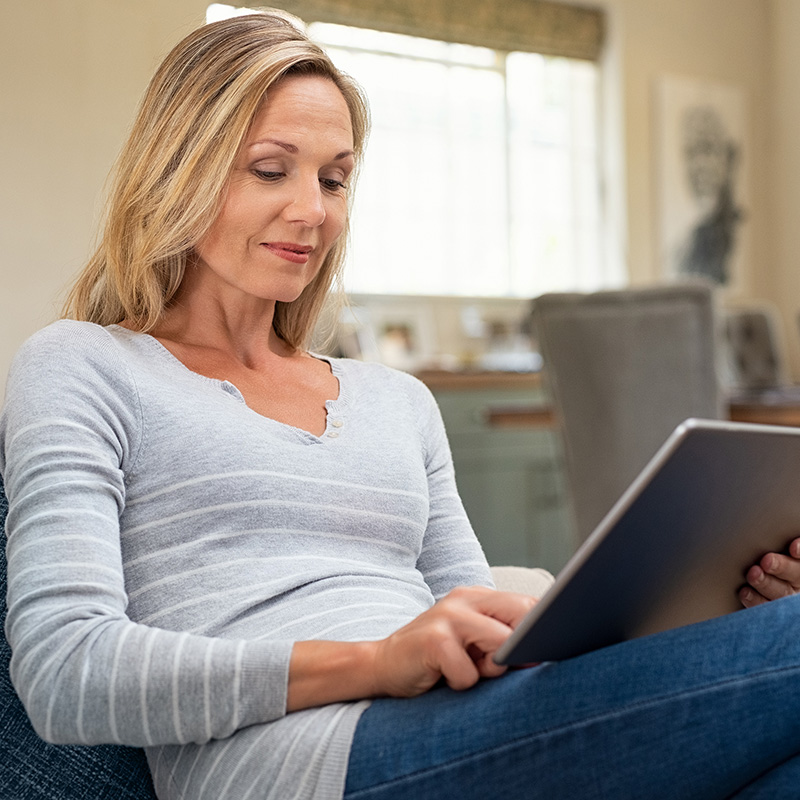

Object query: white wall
[767,0,800,376]
[0,0,207,396]
[603,0,772,298]
[1,0,796,396]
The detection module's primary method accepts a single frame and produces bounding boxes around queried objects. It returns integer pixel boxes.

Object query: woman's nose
[284,177,326,227]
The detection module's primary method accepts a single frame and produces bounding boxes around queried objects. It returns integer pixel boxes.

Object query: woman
[2,10,800,800]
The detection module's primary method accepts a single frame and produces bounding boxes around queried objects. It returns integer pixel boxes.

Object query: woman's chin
[271,284,311,304]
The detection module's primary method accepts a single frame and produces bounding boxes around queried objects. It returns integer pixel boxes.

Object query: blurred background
[4,0,800,570]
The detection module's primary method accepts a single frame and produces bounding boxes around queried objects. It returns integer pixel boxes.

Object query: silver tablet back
[495,418,800,665]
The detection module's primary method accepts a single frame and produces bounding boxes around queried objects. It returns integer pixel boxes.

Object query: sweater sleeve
[399,374,494,598]
[0,322,292,748]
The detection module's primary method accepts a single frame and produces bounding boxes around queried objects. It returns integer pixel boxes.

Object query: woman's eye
[320,177,347,192]
[253,169,284,182]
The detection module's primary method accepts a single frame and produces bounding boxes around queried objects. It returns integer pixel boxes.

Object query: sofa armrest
[490,565,555,598]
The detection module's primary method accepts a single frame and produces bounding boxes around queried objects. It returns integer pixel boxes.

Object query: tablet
[494,418,800,665]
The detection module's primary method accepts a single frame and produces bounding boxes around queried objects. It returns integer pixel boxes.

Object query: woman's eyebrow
[249,138,298,153]
[248,138,354,161]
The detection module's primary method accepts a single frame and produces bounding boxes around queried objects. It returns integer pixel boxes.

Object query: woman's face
[192,75,355,306]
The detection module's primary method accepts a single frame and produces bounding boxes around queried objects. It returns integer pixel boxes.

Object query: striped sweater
[0,320,493,800]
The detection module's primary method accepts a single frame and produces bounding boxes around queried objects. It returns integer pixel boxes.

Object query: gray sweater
[0,320,493,800]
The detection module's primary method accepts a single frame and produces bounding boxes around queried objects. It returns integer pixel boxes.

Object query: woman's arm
[287,586,536,711]
[1,323,293,747]
[400,375,495,596]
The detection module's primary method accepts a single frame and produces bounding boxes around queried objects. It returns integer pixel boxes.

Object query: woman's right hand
[371,586,537,697]
[287,587,537,712]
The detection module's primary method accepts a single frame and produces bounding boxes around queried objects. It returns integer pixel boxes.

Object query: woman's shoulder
[2,321,144,455]
[10,320,131,386]
[328,357,441,428]
[19,318,115,349]
[330,356,433,396]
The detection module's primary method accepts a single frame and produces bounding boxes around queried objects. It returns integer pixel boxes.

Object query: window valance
[280,0,604,61]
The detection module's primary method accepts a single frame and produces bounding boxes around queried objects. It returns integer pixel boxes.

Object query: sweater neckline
[107,324,350,443]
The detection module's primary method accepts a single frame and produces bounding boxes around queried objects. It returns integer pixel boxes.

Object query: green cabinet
[430,381,575,575]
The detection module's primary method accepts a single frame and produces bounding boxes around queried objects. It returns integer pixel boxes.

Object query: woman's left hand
[740,537,800,607]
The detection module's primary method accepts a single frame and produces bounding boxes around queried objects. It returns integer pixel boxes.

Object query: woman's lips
[263,242,313,264]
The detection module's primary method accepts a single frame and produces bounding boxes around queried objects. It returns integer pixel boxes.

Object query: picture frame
[655,75,749,287]
[340,302,437,372]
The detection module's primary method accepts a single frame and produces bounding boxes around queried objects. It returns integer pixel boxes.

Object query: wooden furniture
[416,370,556,428]
[418,367,800,575]
[419,370,800,430]
[728,400,800,427]
[417,371,574,574]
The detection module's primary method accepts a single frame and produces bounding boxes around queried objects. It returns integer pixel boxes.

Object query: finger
[473,650,508,680]
[433,594,522,674]
[746,563,797,601]
[761,551,800,588]
[438,637,481,691]
[461,587,539,630]
[430,588,538,685]
[465,643,508,680]
[790,538,800,559]
[739,583,769,608]
[455,611,518,658]
[437,588,533,643]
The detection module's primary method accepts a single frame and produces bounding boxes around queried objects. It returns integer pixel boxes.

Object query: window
[207,5,609,298]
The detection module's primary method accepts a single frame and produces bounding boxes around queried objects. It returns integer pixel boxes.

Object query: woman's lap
[345,595,800,799]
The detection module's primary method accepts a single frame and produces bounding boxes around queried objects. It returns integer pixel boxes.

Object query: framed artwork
[655,75,749,286]
[335,302,436,371]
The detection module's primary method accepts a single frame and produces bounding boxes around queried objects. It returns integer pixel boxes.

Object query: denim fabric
[345,594,800,799]
[0,478,156,799]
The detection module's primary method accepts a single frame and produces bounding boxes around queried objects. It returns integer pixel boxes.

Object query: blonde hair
[63,9,369,349]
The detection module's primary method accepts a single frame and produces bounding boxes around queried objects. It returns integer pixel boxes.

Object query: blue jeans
[344,594,800,799]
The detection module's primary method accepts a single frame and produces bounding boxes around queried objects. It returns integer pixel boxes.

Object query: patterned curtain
[280,0,604,60]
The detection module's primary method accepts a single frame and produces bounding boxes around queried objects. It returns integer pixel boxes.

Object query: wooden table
[416,370,800,429]
[415,370,556,428]
[728,401,800,427]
